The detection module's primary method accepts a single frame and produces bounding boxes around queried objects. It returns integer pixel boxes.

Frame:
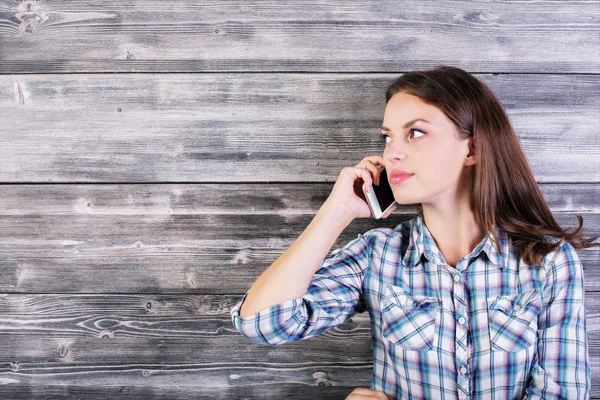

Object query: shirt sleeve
[523,241,590,400]
[230,232,371,346]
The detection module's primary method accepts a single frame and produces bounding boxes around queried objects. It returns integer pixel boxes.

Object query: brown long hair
[385,65,599,267]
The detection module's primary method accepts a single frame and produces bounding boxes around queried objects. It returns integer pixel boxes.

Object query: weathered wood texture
[0,184,598,293]
[0,292,597,397]
[0,188,598,399]
[0,74,599,182]
[1,0,599,399]
[0,0,598,73]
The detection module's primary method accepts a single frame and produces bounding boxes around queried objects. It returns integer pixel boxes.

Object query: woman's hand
[345,387,390,399]
[323,155,397,220]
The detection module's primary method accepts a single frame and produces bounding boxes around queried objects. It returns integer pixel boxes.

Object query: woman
[230,66,597,399]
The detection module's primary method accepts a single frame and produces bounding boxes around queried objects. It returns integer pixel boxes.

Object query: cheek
[420,146,463,180]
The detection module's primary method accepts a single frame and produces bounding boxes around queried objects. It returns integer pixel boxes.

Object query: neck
[421,205,485,268]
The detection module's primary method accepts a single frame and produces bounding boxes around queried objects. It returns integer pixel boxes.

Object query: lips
[389,170,414,184]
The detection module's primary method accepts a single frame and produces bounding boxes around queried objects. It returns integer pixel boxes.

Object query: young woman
[230,66,597,399]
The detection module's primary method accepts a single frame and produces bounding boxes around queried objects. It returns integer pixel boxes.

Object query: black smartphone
[363,166,397,219]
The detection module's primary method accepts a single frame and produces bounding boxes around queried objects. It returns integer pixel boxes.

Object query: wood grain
[1,0,598,397]
[0,1,598,73]
[0,293,596,394]
[0,74,598,183]
[0,183,597,293]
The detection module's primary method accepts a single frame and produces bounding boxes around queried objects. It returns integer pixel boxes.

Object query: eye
[381,133,392,144]
[410,128,426,139]
[380,128,426,144]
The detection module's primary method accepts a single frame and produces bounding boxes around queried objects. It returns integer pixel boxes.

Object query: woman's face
[381,91,475,207]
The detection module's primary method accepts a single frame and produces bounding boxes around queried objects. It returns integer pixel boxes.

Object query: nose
[384,143,408,163]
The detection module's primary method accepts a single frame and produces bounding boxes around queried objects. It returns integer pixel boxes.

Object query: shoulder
[350,220,412,261]
[541,239,583,284]
[542,238,580,267]
[361,219,410,243]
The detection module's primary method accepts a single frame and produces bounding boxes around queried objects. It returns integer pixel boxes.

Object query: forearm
[238,201,354,317]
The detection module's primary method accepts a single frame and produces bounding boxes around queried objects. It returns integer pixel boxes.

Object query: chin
[392,193,420,205]
[392,198,412,205]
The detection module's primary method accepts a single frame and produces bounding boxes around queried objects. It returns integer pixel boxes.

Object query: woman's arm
[522,242,590,399]
[238,201,354,317]
[231,156,394,345]
[237,155,388,317]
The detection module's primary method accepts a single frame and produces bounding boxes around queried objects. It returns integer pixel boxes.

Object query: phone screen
[373,168,396,211]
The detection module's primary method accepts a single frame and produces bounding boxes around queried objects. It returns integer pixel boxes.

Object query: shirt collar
[401,214,509,270]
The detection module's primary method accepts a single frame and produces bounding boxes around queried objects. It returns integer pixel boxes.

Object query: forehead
[383,92,443,125]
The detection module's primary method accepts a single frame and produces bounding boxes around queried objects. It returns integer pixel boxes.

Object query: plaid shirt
[230,214,590,399]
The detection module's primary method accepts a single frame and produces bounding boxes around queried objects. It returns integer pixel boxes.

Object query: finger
[357,155,384,167]
[349,388,376,395]
[346,387,388,399]
[356,155,384,169]
[356,160,382,185]
[355,388,388,400]
[354,167,373,192]
[355,163,379,187]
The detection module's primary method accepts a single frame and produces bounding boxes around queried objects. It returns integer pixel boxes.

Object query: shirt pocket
[380,284,439,351]
[487,288,542,352]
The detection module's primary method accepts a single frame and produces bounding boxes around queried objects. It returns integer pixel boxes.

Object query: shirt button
[458,317,466,325]
[459,366,467,374]
[453,275,460,282]
[513,304,521,312]
[405,299,414,306]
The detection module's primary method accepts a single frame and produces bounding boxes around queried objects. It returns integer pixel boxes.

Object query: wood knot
[57,344,68,358]
[233,250,249,265]
[146,301,152,310]
[142,370,151,377]
[19,18,39,34]
[18,1,37,12]
[100,330,114,339]
[479,13,500,21]
[186,273,197,288]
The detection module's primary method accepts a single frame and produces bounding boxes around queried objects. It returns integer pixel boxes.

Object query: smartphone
[363,165,397,219]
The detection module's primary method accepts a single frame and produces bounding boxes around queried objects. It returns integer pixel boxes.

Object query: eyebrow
[381,118,431,131]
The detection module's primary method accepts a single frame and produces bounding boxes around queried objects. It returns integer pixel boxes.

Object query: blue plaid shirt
[230,214,590,399]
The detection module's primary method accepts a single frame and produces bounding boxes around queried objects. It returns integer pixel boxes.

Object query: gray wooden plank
[0,74,598,182]
[0,334,373,387]
[0,291,596,338]
[0,385,598,400]
[0,290,596,392]
[0,385,360,400]
[0,293,373,339]
[0,334,595,390]
[0,1,598,73]
[0,183,597,293]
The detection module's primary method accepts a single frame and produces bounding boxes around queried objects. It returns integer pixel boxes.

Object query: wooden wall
[0,1,598,398]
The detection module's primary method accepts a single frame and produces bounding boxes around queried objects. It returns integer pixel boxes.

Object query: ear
[464,137,477,166]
